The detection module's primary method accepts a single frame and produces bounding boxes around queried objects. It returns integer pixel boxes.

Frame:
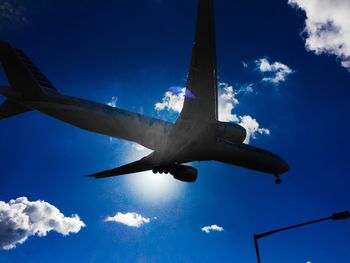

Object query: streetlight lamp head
[331,211,350,221]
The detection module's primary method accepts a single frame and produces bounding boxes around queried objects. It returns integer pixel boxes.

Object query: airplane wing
[179,0,218,122]
[87,152,158,179]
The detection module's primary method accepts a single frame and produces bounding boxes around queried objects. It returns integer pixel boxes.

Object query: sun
[127,170,184,203]
[122,144,185,203]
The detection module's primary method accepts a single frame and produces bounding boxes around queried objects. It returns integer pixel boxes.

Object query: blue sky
[0,0,350,262]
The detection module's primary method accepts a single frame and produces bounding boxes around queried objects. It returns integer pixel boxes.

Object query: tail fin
[179,0,218,121]
[0,99,31,120]
[0,40,58,100]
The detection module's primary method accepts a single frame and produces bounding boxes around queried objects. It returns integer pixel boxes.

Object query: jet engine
[169,165,198,183]
[216,121,246,143]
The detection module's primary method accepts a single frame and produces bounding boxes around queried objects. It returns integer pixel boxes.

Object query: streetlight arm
[254,216,332,239]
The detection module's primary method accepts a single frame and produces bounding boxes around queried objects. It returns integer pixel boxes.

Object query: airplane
[0,0,289,184]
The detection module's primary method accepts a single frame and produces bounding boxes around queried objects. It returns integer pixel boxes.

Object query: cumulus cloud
[105,212,151,228]
[201,224,224,234]
[218,85,239,122]
[217,84,269,143]
[256,58,294,85]
[106,96,118,108]
[243,83,254,94]
[0,197,85,250]
[242,61,249,68]
[0,1,26,26]
[288,0,350,70]
[154,88,185,113]
[238,115,270,144]
[155,83,270,144]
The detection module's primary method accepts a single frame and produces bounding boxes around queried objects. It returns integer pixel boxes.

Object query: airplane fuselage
[0,86,288,177]
[2,86,288,179]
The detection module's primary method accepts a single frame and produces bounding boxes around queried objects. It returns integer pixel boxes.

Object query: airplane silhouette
[0,0,289,183]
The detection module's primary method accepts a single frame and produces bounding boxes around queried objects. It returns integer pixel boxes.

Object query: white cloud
[201,224,224,234]
[242,61,249,68]
[256,58,294,85]
[236,83,254,95]
[244,83,254,93]
[218,82,229,87]
[238,115,270,144]
[218,85,239,122]
[288,0,350,70]
[218,85,269,143]
[154,89,185,113]
[0,197,85,250]
[0,1,26,24]
[154,84,242,121]
[106,96,118,108]
[105,212,151,228]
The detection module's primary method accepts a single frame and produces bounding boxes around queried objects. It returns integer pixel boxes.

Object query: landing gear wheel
[275,178,282,184]
[274,174,282,184]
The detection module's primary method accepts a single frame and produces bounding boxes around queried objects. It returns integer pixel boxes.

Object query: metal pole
[254,234,262,263]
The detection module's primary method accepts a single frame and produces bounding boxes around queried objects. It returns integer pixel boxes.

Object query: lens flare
[169,86,196,100]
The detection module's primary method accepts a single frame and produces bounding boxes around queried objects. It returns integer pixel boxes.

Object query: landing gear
[274,174,282,184]
[152,166,170,175]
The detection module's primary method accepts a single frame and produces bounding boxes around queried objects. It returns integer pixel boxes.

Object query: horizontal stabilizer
[87,153,157,179]
[13,48,58,92]
[0,40,58,99]
[0,99,31,120]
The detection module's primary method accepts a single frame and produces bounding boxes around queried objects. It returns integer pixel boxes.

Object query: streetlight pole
[253,211,350,263]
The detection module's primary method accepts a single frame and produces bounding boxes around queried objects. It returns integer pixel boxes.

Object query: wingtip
[85,174,97,179]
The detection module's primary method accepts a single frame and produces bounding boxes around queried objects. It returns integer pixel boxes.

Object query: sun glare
[127,170,184,203]
[123,144,185,203]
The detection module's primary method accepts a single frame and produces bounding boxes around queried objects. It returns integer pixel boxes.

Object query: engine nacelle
[216,121,246,143]
[170,165,198,183]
